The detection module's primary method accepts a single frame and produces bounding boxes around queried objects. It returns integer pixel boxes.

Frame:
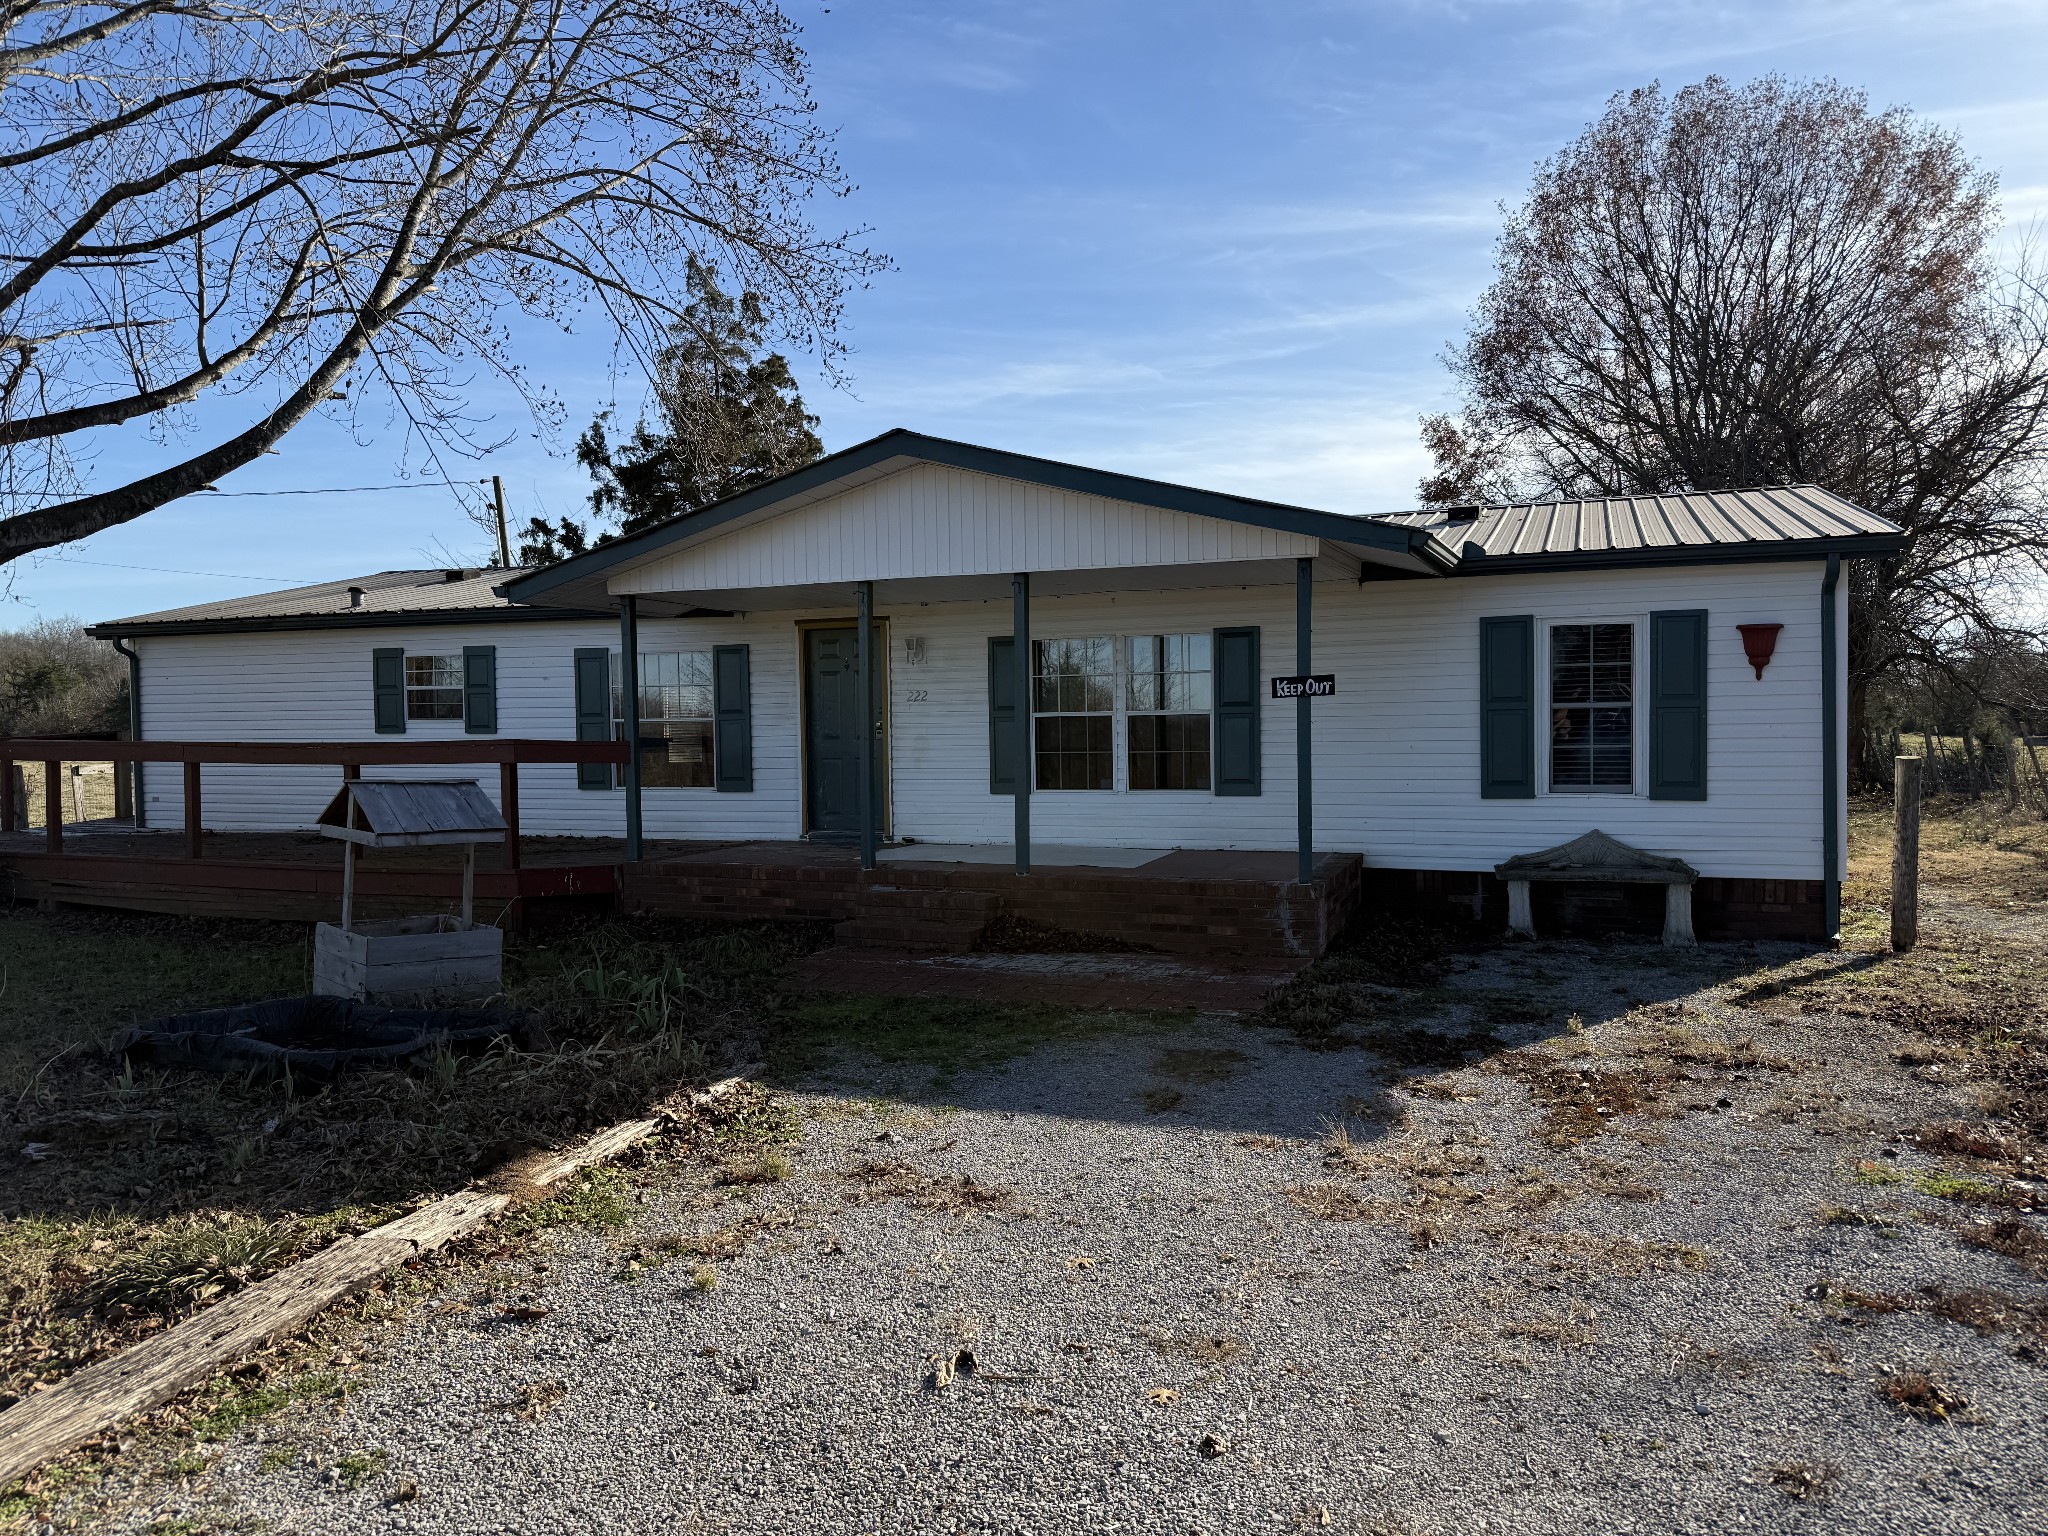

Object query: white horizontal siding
[1333,561,1838,879]
[613,463,1318,595]
[135,559,1840,881]
[136,619,806,841]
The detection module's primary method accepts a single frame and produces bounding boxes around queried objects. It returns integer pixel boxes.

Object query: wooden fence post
[1892,755,1923,954]
[182,761,203,861]
[499,759,521,871]
[2024,734,2048,816]
[42,762,62,853]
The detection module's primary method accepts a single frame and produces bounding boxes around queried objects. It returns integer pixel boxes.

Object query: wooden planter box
[313,916,503,1004]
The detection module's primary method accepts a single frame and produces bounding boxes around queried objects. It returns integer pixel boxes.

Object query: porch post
[1013,571,1031,875]
[1296,555,1313,887]
[856,580,877,871]
[620,595,642,863]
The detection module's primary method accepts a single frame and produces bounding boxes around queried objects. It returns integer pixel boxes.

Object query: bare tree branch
[1423,76,2048,761]
[0,0,885,562]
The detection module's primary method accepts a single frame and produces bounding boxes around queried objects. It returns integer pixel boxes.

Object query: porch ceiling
[611,552,1391,618]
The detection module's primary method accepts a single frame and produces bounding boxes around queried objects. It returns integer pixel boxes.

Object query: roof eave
[89,605,615,639]
[502,428,1431,608]
[1448,531,1906,576]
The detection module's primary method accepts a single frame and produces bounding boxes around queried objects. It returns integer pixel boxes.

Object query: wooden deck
[0,826,655,927]
[1,828,1365,957]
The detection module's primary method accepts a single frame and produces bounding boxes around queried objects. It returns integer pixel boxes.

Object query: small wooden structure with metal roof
[316,778,505,929]
[312,779,507,1002]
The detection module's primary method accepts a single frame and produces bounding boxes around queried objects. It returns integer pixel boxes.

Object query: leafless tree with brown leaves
[0,0,883,566]
[1421,76,2048,754]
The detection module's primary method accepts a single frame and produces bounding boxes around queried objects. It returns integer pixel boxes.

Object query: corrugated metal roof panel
[1367,484,1900,560]
[101,568,526,629]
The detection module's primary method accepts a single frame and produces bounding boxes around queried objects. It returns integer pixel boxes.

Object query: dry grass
[1767,1462,1839,1501]
[499,1378,568,1422]
[0,907,815,1413]
[1491,1050,1684,1146]
[1145,1329,1246,1364]
[837,1158,1035,1219]
[1878,1369,1971,1423]
[1957,1217,2048,1279]
[1283,1183,1376,1222]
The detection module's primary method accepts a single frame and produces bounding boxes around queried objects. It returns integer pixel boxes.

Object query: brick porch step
[834,885,999,953]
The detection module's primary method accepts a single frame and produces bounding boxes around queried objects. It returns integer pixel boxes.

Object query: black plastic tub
[109,996,524,1082]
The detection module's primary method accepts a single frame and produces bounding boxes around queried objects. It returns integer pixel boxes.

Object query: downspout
[110,635,144,829]
[1821,555,1841,944]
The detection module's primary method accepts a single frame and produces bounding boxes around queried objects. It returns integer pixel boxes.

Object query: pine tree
[573,257,823,542]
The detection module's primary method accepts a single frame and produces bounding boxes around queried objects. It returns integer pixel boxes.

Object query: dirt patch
[1492,1049,1683,1146]
[1957,1217,2048,1279]
[838,1158,1036,1219]
[1811,1279,2048,1339]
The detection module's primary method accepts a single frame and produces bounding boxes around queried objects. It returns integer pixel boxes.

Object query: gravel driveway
[114,904,2048,1536]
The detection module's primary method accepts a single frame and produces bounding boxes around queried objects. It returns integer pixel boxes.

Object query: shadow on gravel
[764,907,1819,1142]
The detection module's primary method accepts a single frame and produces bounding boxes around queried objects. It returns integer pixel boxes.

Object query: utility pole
[490,475,511,568]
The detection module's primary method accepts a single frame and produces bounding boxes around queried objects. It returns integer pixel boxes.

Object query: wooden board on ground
[0,1072,755,1491]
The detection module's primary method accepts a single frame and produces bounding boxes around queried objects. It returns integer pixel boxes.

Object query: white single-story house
[91,429,1905,943]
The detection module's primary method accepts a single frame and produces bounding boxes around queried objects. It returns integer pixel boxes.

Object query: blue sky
[15,0,2048,626]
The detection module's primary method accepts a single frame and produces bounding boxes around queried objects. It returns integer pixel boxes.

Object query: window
[1126,634,1212,790]
[1549,623,1634,791]
[404,654,463,720]
[613,650,714,788]
[1032,637,1114,790]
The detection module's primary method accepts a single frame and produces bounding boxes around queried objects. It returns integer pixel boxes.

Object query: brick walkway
[788,947,1303,1011]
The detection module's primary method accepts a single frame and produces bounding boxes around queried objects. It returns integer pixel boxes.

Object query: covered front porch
[508,438,1456,894]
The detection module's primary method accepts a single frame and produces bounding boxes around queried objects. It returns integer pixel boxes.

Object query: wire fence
[9,761,121,829]
[1860,728,2048,816]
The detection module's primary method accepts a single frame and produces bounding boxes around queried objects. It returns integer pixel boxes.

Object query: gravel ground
[105,908,2048,1535]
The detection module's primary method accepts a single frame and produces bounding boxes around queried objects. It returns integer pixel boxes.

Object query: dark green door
[803,626,879,838]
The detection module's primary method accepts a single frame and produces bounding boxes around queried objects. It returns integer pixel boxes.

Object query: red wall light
[1737,623,1783,680]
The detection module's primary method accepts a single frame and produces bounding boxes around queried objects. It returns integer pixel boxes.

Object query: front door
[803,625,885,839]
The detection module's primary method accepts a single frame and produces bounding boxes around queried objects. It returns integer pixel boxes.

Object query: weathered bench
[1494,829,1698,946]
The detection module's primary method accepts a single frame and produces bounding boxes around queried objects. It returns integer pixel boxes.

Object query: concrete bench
[1494,829,1698,946]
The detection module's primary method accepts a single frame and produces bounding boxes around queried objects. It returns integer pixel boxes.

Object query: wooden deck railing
[0,739,628,867]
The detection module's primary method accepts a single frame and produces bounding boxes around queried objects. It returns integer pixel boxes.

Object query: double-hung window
[1032,637,1114,790]
[404,655,464,720]
[1548,622,1634,792]
[1026,633,1217,792]
[1125,634,1212,790]
[614,650,715,788]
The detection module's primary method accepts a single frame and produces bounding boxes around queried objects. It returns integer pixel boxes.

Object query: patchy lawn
[0,908,820,1449]
[7,797,2048,1534]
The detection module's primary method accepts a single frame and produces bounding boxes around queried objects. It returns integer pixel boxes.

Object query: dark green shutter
[573,646,611,791]
[987,637,1019,794]
[1213,626,1261,796]
[713,644,753,792]
[372,647,406,734]
[1648,609,1709,800]
[1479,616,1535,798]
[463,645,498,734]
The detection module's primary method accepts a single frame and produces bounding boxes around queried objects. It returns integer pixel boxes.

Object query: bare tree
[0,0,882,565]
[1422,76,2048,751]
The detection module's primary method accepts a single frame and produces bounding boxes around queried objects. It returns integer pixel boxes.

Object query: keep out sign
[1270,674,1336,699]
